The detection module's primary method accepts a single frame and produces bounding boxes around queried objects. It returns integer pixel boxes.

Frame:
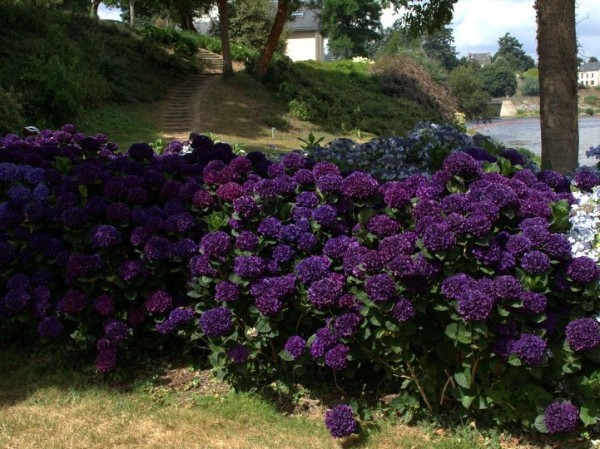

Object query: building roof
[467,52,492,65]
[580,61,600,72]
[288,7,320,32]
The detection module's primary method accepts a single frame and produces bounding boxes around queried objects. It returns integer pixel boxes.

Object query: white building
[285,8,325,62]
[578,61,600,86]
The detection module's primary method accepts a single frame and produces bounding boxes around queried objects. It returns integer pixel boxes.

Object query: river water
[468,116,600,167]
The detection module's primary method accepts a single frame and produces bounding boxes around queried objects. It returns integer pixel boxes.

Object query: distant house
[467,52,492,67]
[285,7,324,62]
[578,61,600,86]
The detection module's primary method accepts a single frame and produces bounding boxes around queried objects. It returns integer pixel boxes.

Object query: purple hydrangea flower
[422,221,456,252]
[144,236,171,261]
[323,236,354,259]
[312,161,340,178]
[506,234,533,256]
[365,274,396,302]
[443,152,480,178]
[234,255,266,278]
[165,213,195,233]
[215,281,239,302]
[281,152,306,171]
[565,318,600,352]
[312,205,337,227]
[520,250,551,274]
[544,402,580,434]
[382,182,411,208]
[292,168,314,185]
[511,334,546,365]
[255,295,283,316]
[105,202,130,224]
[37,316,64,339]
[295,256,331,285]
[57,289,89,313]
[367,215,399,237]
[216,182,244,202]
[391,297,416,323]
[378,232,417,261]
[325,404,356,438]
[236,231,259,251]
[566,257,600,284]
[94,294,115,316]
[190,255,217,277]
[310,327,337,358]
[199,307,233,337]
[227,344,249,364]
[258,217,282,238]
[296,191,319,208]
[298,232,318,251]
[104,320,129,343]
[284,336,306,359]
[233,196,260,218]
[61,207,88,228]
[325,343,350,370]
[333,312,362,337]
[342,171,379,201]
[519,291,547,314]
[92,224,122,248]
[308,275,344,309]
[456,290,495,321]
[145,290,173,314]
[316,174,343,193]
[200,231,232,260]
[95,348,117,372]
[573,170,600,191]
[192,189,214,208]
[272,244,296,264]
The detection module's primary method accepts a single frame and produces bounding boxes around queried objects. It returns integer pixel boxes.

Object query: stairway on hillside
[160,48,223,135]
[197,48,224,74]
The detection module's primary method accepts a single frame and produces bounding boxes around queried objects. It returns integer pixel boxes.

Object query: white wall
[286,32,324,62]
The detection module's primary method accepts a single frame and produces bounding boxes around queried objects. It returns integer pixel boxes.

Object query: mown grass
[0,344,583,449]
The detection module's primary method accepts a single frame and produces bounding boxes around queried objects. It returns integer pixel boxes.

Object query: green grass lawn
[0,344,586,449]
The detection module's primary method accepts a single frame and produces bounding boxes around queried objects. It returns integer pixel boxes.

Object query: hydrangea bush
[307,122,530,181]
[2,125,600,438]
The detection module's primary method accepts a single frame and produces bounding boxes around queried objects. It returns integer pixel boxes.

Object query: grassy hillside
[1,9,456,149]
[0,4,198,134]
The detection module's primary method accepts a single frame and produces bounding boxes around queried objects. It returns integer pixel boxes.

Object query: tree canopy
[494,32,536,72]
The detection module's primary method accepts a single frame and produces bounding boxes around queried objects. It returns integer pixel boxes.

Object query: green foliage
[494,33,535,73]
[0,4,193,132]
[421,26,459,71]
[584,107,595,116]
[479,57,517,98]
[448,65,493,121]
[0,86,25,133]
[584,95,600,108]
[256,57,447,136]
[320,0,383,59]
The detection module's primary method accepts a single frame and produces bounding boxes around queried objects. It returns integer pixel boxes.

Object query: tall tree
[494,33,535,73]
[535,0,578,173]
[479,56,517,97]
[320,0,383,59]
[398,0,579,173]
[216,0,234,77]
[421,26,458,71]
[255,0,291,79]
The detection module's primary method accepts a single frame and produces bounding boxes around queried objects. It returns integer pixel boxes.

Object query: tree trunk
[255,0,290,80]
[90,0,101,18]
[129,0,135,27]
[535,0,578,174]
[217,0,234,78]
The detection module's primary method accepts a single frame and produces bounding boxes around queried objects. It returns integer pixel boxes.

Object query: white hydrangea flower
[568,186,600,263]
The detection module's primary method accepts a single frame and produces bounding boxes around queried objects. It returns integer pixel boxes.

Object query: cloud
[98,4,122,21]
[383,0,600,61]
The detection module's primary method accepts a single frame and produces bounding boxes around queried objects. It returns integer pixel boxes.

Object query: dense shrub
[1,125,600,438]
[253,58,444,136]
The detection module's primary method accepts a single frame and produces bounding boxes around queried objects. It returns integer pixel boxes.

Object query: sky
[100,0,600,61]
[382,0,600,61]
